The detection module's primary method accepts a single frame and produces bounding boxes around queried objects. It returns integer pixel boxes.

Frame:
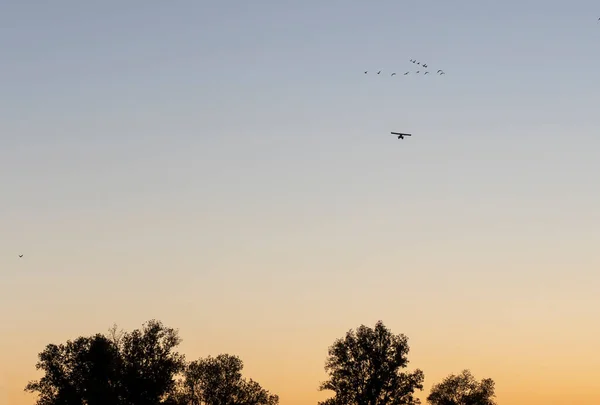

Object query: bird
[364,71,368,74]
[404,72,409,75]
[437,70,443,73]
[391,72,396,76]
[424,71,429,75]
[416,70,420,74]
[377,70,381,74]
[18,254,23,258]
[423,64,428,68]
[439,71,445,75]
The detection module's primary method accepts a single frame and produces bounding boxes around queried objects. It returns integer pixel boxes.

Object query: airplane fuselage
[391,132,411,140]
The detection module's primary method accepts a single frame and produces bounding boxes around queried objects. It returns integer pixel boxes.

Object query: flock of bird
[364,58,447,142]
[377,13,597,140]
[364,58,445,77]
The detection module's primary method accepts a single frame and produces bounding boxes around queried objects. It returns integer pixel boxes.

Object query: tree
[24,319,186,405]
[107,323,125,348]
[318,320,425,405]
[173,354,279,405]
[426,370,496,405]
[24,333,122,405]
[118,320,186,404]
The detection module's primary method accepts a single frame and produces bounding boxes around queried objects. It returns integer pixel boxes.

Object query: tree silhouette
[117,320,186,404]
[171,354,279,405]
[426,370,496,405]
[318,320,425,405]
[24,320,186,405]
[24,333,121,405]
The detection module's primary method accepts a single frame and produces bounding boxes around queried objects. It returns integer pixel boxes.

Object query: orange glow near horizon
[2,2,600,404]
[3,304,600,405]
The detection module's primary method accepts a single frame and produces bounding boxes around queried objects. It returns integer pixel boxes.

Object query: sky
[1,1,599,404]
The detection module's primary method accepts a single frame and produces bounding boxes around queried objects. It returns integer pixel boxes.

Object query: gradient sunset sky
[1,1,600,404]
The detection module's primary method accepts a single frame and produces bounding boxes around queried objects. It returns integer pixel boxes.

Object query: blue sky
[2,0,599,263]
[2,1,599,211]
[1,2,600,404]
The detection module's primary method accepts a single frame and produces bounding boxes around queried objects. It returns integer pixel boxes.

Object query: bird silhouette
[423,64,428,68]
[424,71,429,75]
[391,72,396,76]
[364,71,368,74]
[377,70,381,74]
[416,70,420,74]
[404,72,409,75]
[19,254,23,258]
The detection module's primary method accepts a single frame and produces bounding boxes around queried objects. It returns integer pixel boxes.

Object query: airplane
[391,132,412,140]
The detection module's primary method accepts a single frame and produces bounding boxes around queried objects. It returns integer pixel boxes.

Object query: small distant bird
[412,60,417,64]
[424,71,429,75]
[19,254,23,258]
[377,70,381,74]
[439,71,445,75]
[416,70,420,73]
[364,71,368,74]
[437,70,443,73]
[391,72,396,76]
[423,64,428,68]
[404,72,409,75]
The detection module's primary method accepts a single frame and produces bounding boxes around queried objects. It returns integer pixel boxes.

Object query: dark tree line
[24,320,277,405]
[25,320,496,405]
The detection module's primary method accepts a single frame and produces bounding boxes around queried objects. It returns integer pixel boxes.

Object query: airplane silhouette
[391,132,412,140]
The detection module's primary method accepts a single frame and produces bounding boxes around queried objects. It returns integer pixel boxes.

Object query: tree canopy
[426,370,496,405]
[318,320,425,405]
[24,332,122,405]
[173,354,279,405]
[24,319,497,405]
[24,320,277,405]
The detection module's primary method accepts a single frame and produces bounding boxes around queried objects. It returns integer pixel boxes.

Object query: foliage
[25,321,277,405]
[24,320,185,405]
[173,354,279,405]
[24,318,495,405]
[318,320,425,405]
[426,370,496,405]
